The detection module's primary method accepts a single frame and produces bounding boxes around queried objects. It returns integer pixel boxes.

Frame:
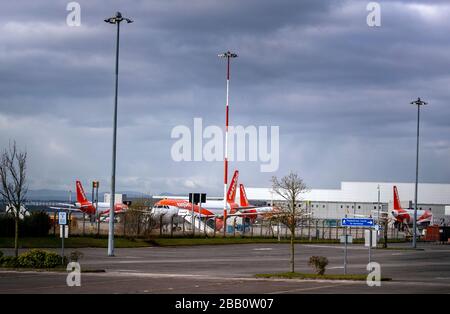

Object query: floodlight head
[218,51,238,58]
[104,12,133,24]
[410,97,428,106]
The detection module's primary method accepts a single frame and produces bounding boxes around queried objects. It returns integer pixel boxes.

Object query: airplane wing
[56,202,77,208]
[153,195,223,200]
[49,206,82,212]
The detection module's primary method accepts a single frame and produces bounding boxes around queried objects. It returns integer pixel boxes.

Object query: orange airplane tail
[227,170,239,204]
[239,184,250,207]
[393,186,405,212]
[76,180,89,204]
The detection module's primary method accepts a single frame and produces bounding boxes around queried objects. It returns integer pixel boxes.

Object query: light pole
[104,12,133,257]
[218,51,237,236]
[377,184,380,224]
[410,97,428,248]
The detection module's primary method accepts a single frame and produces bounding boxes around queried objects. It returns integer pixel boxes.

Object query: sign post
[58,211,68,262]
[341,217,375,274]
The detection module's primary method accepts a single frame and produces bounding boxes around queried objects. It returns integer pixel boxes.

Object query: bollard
[336,219,339,239]
[83,213,86,236]
[233,218,237,238]
[123,214,127,237]
[308,220,311,241]
[322,220,325,239]
[137,213,140,237]
[53,212,56,236]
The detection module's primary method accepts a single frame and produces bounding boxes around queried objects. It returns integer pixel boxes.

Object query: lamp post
[218,51,237,236]
[410,97,428,248]
[104,12,133,257]
[377,184,380,224]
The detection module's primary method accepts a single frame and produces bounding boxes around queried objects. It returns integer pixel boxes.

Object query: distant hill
[26,189,151,201]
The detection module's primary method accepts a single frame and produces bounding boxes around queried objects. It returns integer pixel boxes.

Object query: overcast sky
[0,0,449,195]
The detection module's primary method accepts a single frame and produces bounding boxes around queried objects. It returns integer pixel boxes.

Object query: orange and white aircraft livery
[151,170,279,230]
[151,171,241,227]
[391,186,432,226]
[51,181,129,216]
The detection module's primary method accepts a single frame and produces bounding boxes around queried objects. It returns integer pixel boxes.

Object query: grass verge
[255,272,392,281]
[0,236,152,249]
[0,236,407,248]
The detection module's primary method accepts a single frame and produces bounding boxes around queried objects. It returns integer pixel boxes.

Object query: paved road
[1,242,450,294]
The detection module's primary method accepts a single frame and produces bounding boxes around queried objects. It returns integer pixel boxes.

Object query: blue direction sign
[58,212,67,225]
[341,218,374,227]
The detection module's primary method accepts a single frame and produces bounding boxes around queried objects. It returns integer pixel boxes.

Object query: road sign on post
[58,211,68,263]
[341,218,374,227]
[58,212,67,225]
[188,193,207,236]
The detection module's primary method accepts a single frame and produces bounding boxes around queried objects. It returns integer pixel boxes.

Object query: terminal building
[243,182,450,225]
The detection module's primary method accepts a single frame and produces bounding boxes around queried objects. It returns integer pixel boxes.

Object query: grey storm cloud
[0,0,449,195]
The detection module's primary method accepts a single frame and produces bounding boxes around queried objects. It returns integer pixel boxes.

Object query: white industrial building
[243,182,450,224]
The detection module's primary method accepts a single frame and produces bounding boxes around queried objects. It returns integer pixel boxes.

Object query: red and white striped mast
[219,51,237,235]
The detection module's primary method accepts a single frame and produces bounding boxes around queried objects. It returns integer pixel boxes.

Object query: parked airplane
[51,180,129,217]
[150,171,242,229]
[151,170,280,231]
[232,184,278,220]
[391,186,432,228]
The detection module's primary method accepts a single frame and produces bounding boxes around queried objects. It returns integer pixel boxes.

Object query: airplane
[391,186,432,229]
[151,170,280,231]
[50,180,130,218]
[232,183,279,220]
[150,170,242,230]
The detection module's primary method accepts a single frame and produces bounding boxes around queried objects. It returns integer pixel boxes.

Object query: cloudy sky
[0,0,449,195]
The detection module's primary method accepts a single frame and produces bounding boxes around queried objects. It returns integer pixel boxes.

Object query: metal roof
[244,182,450,204]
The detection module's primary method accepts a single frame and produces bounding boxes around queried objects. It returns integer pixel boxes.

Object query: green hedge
[0,211,52,237]
[0,249,66,268]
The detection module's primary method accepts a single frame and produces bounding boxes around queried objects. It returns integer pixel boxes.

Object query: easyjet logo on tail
[227,170,239,203]
[393,186,405,212]
[239,184,250,207]
[76,180,88,203]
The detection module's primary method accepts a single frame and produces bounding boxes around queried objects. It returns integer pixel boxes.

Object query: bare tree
[125,197,152,238]
[0,141,28,257]
[271,171,308,273]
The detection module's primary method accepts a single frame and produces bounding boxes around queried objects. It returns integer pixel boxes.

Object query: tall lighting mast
[218,51,237,236]
[104,12,133,256]
[410,97,428,249]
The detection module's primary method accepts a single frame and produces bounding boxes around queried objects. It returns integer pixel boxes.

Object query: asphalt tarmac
[1,242,449,294]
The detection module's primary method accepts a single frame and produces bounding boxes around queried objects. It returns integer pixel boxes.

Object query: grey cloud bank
[0,0,449,195]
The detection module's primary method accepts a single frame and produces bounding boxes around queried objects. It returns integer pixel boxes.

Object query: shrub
[0,211,52,237]
[308,256,329,275]
[0,256,19,268]
[17,249,47,268]
[15,249,65,268]
[0,214,15,237]
[0,251,3,259]
[22,211,52,237]
[69,250,84,262]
